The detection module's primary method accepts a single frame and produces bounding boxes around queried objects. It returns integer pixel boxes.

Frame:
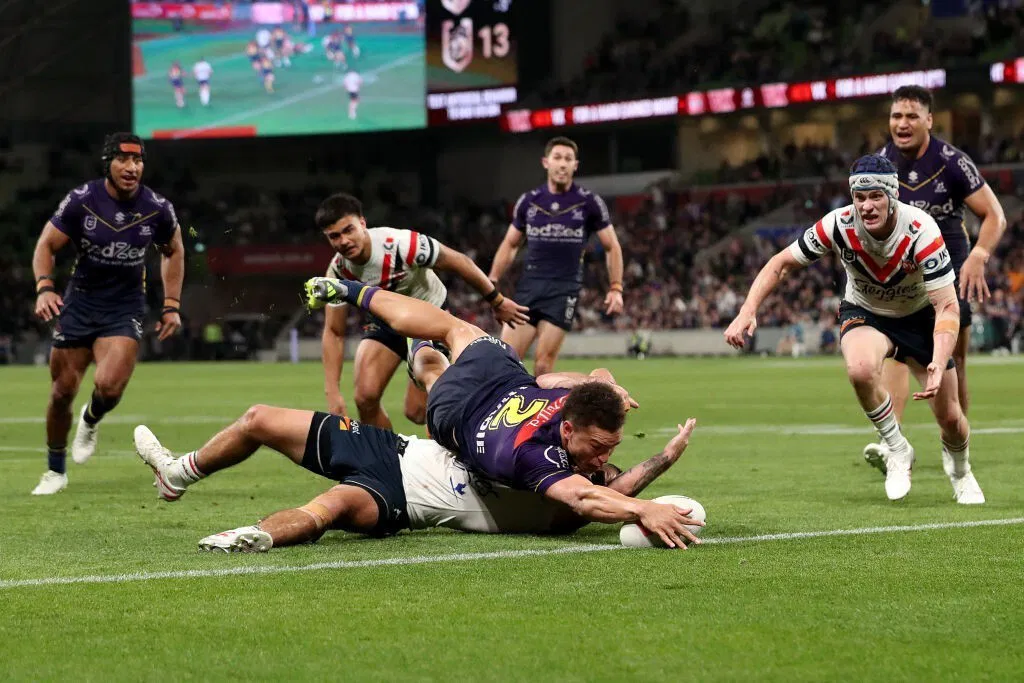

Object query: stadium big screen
[131,1,427,139]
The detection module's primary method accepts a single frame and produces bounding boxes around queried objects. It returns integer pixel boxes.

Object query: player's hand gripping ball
[619,495,706,548]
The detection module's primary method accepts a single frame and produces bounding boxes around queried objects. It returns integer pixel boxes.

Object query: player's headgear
[101,132,145,181]
[848,154,899,218]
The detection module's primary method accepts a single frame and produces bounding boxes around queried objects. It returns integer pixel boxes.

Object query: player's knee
[353,389,382,417]
[239,404,272,437]
[92,377,127,402]
[845,359,878,389]
[403,404,426,425]
[50,378,80,407]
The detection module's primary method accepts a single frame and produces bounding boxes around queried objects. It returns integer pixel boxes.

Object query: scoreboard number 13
[479,23,510,59]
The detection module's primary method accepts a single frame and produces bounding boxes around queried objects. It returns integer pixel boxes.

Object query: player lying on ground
[724,154,983,504]
[135,409,699,552]
[304,276,702,548]
[31,133,184,496]
[316,193,528,430]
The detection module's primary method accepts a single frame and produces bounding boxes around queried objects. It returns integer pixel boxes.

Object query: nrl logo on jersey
[441,0,472,14]
[841,247,856,263]
[83,215,98,231]
[442,18,473,72]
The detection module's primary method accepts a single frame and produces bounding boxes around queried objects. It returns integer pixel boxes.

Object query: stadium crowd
[526,0,1024,107]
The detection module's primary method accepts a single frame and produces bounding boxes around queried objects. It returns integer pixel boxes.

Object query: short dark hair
[892,86,933,111]
[315,193,363,230]
[563,382,626,433]
[544,136,579,158]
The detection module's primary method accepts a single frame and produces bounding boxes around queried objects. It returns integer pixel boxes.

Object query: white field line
[172,51,422,138]
[650,423,1024,436]
[2,517,1022,591]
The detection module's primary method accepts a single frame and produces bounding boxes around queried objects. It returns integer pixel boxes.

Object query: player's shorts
[348,91,359,102]
[514,278,580,331]
[52,295,144,349]
[838,301,955,370]
[301,411,410,536]
[942,230,973,329]
[197,79,209,87]
[362,302,449,362]
[425,335,532,454]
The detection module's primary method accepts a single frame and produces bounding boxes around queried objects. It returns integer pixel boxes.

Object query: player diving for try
[315,193,529,430]
[31,133,184,495]
[724,155,984,504]
[301,273,702,549]
[864,86,1006,465]
[488,137,624,376]
[134,406,699,551]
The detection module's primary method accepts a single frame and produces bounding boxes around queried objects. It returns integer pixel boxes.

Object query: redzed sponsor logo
[131,3,231,20]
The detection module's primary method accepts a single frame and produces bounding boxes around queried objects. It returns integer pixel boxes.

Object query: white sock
[865,394,910,454]
[942,433,971,476]
[200,89,210,105]
[168,451,206,488]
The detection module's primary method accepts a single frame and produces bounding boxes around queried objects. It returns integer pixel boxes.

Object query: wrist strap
[490,293,505,308]
[161,306,180,317]
[36,285,56,295]
[36,274,54,284]
[483,287,500,303]
[609,282,623,293]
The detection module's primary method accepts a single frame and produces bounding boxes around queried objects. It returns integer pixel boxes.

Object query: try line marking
[2,517,1022,590]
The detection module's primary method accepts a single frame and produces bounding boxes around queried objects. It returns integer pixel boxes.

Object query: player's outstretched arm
[322,302,348,416]
[914,283,960,401]
[961,184,1007,302]
[535,369,639,410]
[488,224,525,285]
[32,222,70,322]
[433,243,529,326]
[596,226,624,315]
[724,248,804,349]
[604,419,697,497]
[544,474,703,548]
[156,227,185,341]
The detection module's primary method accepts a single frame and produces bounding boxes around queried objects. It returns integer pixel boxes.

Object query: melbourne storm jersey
[50,180,178,309]
[879,137,985,264]
[790,202,955,317]
[327,227,446,307]
[511,183,611,285]
[459,382,575,494]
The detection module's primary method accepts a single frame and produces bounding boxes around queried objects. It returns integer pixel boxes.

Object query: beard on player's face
[562,422,620,474]
[544,149,577,189]
[110,155,143,194]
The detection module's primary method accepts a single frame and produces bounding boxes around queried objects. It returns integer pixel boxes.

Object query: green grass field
[132,23,425,138]
[2,356,1023,681]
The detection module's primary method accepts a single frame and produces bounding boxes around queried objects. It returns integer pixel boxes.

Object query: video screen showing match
[131,1,427,139]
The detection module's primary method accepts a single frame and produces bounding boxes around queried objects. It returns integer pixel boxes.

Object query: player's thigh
[240,405,317,464]
[906,360,963,426]
[881,356,911,389]
[402,379,428,423]
[352,339,402,402]
[317,484,380,533]
[501,321,537,359]
[49,347,93,397]
[534,321,568,362]
[92,336,140,395]
[839,326,893,383]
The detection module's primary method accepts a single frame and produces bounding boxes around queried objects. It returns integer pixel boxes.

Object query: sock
[83,390,119,426]
[865,394,910,454]
[942,432,971,476]
[47,445,67,474]
[410,339,433,360]
[335,278,380,311]
[200,89,210,105]
[168,451,207,488]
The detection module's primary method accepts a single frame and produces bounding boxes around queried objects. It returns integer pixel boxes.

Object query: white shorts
[399,437,568,534]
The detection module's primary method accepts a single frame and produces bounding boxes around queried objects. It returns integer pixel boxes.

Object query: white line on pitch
[650,423,1024,436]
[172,51,422,138]
[2,517,1021,590]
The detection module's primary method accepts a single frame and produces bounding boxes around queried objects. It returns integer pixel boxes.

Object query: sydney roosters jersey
[789,202,955,317]
[461,385,574,494]
[327,227,446,307]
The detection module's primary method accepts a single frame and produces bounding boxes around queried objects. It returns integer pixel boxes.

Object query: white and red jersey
[327,227,446,307]
[788,202,955,317]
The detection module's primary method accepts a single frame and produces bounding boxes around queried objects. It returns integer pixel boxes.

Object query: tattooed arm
[603,419,697,497]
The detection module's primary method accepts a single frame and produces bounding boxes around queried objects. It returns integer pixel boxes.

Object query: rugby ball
[619,495,706,548]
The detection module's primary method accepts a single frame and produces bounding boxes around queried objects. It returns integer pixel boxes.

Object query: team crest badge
[442,18,474,73]
[441,0,471,14]
[901,257,918,274]
[841,247,856,263]
[83,215,97,231]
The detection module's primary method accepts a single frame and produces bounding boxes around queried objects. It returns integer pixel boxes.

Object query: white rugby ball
[619,495,706,548]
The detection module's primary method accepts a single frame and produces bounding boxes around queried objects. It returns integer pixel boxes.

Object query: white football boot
[942,447,985,505]
[134,425,186,502]
[863,442,887,475]
[71,405,99,464]
[31,470,68,495]
[198,526,273,553]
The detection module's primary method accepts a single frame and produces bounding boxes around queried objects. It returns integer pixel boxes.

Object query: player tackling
[316,193,528,429]
[488,137,624,376]
[725,155,984,504]
[31,133,184,495]
[865,86,1006,464]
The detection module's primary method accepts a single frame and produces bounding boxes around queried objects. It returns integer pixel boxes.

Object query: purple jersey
[462,385,574,493]
[511,183,611,285]
[880,137,985,257]
[49,180,178,308]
